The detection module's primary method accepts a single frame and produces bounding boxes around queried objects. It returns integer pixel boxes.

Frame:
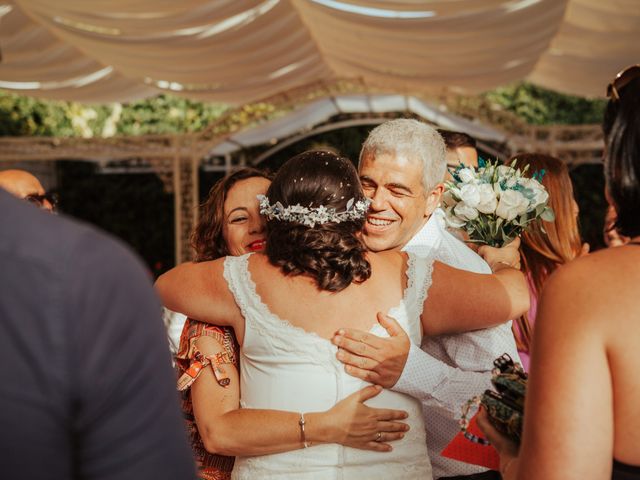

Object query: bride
[157,150,529,479]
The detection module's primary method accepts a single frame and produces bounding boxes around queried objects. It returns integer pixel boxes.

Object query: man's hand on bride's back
[332,313,410,388]
[321,385,409,451]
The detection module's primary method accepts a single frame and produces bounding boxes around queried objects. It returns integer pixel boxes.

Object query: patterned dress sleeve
[175,318,239,390]
[174,318,239,480]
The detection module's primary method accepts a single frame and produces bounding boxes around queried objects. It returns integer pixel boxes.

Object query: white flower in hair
[257,195,371,228]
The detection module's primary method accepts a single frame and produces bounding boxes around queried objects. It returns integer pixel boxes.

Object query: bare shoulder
[545,246,640,295]
[539,246,640,333]
[367,250,406,270]
[246,251,285,283]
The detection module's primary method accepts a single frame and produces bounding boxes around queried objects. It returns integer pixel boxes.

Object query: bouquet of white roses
[443,159,555,247]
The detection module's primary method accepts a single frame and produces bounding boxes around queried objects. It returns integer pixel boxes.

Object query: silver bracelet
[299,413,309,448]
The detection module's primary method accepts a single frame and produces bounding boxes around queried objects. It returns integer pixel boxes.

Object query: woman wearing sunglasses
[478,65,640,479]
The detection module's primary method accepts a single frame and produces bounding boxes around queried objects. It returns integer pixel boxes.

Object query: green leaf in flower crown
[540,207,555,222]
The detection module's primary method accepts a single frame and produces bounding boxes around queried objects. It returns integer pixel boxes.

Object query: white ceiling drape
[0,0,638,104]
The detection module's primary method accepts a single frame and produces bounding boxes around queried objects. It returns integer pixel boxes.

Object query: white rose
[497,165,514,178]
[454,201,479,221]
[519,177,549,207]
[457,168,477,184]
[458,184,481,208]
[476,183,498,214]
[495,189,529,221]
[444,206,466,229]
[534,187,549,207]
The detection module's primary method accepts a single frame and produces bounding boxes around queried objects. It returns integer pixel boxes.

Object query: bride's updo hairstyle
[264,150,371,292]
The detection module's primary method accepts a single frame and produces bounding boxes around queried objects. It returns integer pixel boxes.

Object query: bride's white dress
[225,253,434,480]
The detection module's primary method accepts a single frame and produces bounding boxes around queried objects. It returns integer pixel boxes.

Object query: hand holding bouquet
[443,159,554,247]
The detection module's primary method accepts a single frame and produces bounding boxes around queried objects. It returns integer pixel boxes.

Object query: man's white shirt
[163,308,187,357]
[396,208,520,478]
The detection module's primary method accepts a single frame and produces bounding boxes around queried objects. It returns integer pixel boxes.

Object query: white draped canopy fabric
[0,0,638,104]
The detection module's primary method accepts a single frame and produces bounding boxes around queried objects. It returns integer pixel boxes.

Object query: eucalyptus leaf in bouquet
[443,159,555,247]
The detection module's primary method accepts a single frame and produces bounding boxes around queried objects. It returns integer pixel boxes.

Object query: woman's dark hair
[265,150,371,292]
[191,167,273,262]
[437,129,477,150]
[603,75,640,238]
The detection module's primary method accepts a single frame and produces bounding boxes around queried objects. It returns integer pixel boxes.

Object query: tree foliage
[1,82,607,137]
[0,93,77,136]
[0,92,228,137]
[482,82,606,125]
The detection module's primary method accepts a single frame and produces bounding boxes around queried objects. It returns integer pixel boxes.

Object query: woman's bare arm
[422,261,529,336]
[155,259,241,330]
[478,257,614,480]
[515,261,613,479]
[191,336,410,456]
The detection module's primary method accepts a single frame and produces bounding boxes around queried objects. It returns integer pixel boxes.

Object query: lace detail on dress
[233,451,430,480]
[380,252,434,345]
[223,254,338,371]
[225,253,432,479]
[411,252,434,323]
[223,254,252,323]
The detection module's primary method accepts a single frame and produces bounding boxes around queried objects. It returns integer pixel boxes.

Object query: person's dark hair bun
[267,221,370,292]
[264,151,371,292]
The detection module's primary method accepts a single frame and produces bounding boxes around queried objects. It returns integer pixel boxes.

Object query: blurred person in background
[510,153,588,371]
[0,168,56,212]
[0,189,195,480]
[438,130,479,177]
[603,204,630,247]
[479,65,640,480]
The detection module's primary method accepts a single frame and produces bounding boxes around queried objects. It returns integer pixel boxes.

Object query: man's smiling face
[359,152,432,252]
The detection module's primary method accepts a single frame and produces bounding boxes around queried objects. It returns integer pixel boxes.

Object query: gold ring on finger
[375,432,382,442]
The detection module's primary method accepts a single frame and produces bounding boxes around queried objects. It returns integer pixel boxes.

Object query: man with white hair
[333,119,520,480]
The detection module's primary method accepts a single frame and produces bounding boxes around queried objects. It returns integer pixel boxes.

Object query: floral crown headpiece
[257,194,371,228]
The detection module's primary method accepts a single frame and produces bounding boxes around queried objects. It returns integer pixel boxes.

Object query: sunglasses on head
[607,64,640,101]
[24,192,58,209]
